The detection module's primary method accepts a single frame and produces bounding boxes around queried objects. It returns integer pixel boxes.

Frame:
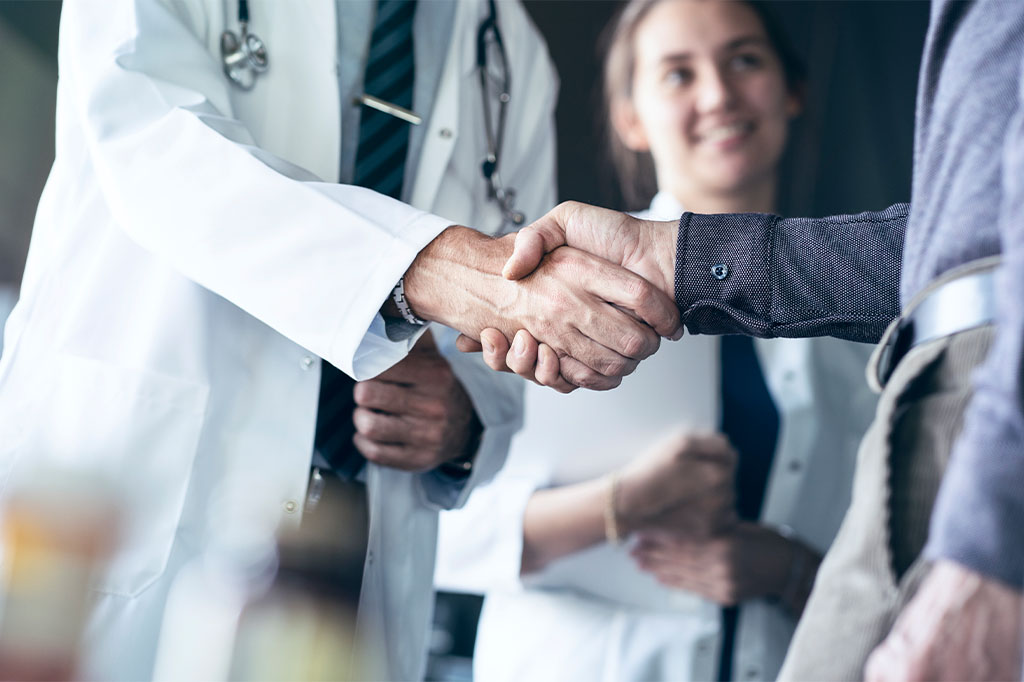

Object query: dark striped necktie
[314,0,418,479]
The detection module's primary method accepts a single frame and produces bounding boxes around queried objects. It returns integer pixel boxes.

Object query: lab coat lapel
[407,0,478,212]
[239,0,341,183]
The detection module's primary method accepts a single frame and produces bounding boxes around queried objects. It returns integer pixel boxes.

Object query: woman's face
[616,0,800,198]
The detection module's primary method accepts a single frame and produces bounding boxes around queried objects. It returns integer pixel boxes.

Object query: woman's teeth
[701,122,752,143]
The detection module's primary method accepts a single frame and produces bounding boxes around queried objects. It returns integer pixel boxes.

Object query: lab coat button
[283,500,298,514]
[439,128,453,139]
[788,460,802,473]
[367,550,374,564]
[300,356,315,370]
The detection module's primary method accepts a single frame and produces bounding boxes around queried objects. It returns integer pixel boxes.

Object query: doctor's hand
[402,227,681,391]
[864,560,1022,682]
[614,432,738,539]
[352,333,481,473]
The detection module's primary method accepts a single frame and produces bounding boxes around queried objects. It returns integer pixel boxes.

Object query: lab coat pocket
[15,354,209,599]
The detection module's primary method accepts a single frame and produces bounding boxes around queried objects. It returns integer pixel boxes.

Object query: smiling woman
[604,0,805,212]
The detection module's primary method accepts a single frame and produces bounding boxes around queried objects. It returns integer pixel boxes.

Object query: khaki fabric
[778,284,995,681]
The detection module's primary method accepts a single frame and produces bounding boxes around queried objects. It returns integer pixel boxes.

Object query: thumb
[503,226,557,280]
[455,334,483,353]
[502,204,580,280]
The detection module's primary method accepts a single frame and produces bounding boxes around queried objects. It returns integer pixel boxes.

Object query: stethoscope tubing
[221,0,523,226]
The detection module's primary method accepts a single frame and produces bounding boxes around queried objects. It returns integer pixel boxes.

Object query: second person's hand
[613,431,738,539]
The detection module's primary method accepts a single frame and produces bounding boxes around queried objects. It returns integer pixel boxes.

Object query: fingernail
[538,350,548,367]
[669,327,684,341]
[513,332,526,357]
[482,337,494,355]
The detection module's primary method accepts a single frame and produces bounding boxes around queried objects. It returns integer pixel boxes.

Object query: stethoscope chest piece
[221,23,268,90]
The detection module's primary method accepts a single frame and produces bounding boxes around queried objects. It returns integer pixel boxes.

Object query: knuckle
[622,276,652,307]
[618,331,651,360]
[597,355,628,378]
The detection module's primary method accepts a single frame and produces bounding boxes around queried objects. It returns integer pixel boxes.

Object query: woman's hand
[631,523,820,614]
[614,432,738,539]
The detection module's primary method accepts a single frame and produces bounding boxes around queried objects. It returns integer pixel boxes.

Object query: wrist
[403,226,515,333]
[773,533,820,616]
[603,472,624,544]
[636,219,678,300]
[438,411,483,480]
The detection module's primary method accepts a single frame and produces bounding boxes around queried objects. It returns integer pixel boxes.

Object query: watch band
[391,277,426,325]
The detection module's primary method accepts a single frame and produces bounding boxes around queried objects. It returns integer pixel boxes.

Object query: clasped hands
[404,202,680,392]
[617,432,816,612]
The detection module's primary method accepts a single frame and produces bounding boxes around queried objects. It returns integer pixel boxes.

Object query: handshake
[402,202,681,391]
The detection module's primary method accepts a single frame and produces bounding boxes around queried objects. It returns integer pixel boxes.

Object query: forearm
[403,227,517,337]
[924,90,1024,589]
[674,206,908,343]
[520,477,610,575]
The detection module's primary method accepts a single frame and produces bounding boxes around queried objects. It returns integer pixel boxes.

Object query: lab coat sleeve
[417,11,559,511]
[61,0,447,379]
[434,464,549,594]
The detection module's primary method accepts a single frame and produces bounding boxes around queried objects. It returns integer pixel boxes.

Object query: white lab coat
[0,1,557,680]
[436,193,878,682]
[0,285,15,358]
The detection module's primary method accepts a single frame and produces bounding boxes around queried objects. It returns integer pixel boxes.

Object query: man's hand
[352,333,481,472]
[864,560,1022,682]
[615,432,738,539]
[504,201,678,293]
[630,523,818,611]
[404,227,681,390]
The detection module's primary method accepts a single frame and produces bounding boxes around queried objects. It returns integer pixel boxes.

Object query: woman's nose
[695,66,735,113]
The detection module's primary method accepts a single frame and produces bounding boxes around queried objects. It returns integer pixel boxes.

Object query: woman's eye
[665,68,694,86]
[730,53,764,71]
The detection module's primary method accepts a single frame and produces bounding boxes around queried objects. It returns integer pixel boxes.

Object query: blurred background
[0,1,929,679]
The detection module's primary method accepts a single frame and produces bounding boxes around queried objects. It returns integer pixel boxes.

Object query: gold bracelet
[604,473,623,545]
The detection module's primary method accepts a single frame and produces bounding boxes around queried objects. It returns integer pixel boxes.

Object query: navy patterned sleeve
[674,205,909,343]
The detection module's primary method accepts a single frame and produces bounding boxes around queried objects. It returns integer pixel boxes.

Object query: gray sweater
[674,0,1024,587]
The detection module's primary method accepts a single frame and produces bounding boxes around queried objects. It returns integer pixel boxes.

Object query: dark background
[0,1,931,678]
[522,0,929,216]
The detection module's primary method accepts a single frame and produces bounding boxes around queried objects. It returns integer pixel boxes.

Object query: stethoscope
[220,0,267,91]
[476,0,525,226]
[220,0,524,227]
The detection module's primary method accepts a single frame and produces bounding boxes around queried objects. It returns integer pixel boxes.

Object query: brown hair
[601,0,806,209]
